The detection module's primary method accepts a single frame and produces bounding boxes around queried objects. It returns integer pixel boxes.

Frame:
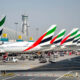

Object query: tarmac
[0,71,80,80]
[0,54,78,71]
[0,54,80,80]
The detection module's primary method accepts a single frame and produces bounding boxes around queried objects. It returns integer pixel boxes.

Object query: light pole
[15,22,18,40]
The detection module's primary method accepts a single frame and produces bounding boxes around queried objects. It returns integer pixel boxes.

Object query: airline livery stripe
[75,34,80,38]
[73,39,79,43]
[24,32,47,51]
[50,31,65,44]
[57,31,66,38]
[0,16,6,27]
[65,37,74,42]
[50,35,58,44]
[40,36,53,44]
[0,29,3,35]
[45,27,56,36]
[78,41,80,43]
[60,34,70,45]
[42,33,54,40]
[53,39,62,44]
[70,30,78,36]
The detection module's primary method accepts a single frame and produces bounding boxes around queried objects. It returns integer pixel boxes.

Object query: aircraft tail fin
[50,29,66,45]
[60,28,79,45]
[73,31,80,44]
[0,16,6,36]
[24,25,57,51]
[39,25,57,46]
[77,38,80,44]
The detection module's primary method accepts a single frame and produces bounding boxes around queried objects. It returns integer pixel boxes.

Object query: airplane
[74,32,80,49]
[43,28,79,51]
[0,16,6,38]
[73,31,80,45]
[72,33,80,52]
[0,25,57,53]
[77,38,80,45]
[41,29,66,51]
[50,29,66,45]
[77,38,80,51]
[59,28,79,51]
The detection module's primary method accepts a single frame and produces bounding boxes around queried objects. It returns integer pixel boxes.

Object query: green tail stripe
[0,16,6,27]
[70,30,78,36]
[57,31,66,39]
[45,26,56,36]
[75,34,80,38]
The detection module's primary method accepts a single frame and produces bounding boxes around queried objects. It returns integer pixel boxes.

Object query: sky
[0,0,80,40]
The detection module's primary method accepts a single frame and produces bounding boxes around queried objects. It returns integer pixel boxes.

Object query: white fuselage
[0,41,77,53]
[0,41,42,53]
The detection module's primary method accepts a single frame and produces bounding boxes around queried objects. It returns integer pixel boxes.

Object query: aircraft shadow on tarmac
[3,56,80,73]
[26,56,80,71]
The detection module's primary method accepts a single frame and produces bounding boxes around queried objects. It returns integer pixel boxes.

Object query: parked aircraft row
[0,16,80,54]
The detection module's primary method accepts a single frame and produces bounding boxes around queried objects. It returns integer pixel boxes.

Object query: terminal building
[0,14,33,42]
[0,27,33,42]
[1,27,27,42]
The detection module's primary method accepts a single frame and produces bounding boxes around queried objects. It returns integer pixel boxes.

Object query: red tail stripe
[50,35,58,44]
[60,34,71,45]
[24,32,47,51]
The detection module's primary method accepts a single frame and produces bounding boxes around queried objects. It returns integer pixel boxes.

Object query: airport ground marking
[55,71,72,80]
[28,76,40,80]
[2,74,17,80]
